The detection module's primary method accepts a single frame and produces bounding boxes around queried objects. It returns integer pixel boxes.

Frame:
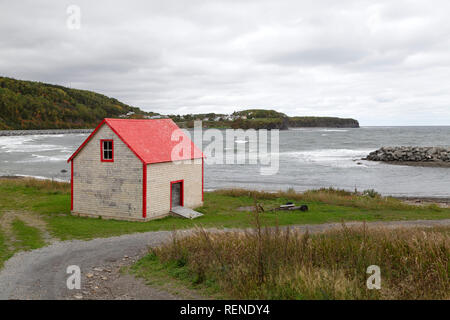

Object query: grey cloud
[0,0,449,125]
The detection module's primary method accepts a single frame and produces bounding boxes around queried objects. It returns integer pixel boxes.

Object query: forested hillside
[0,77,359,130]
[288,116,359,128]
[0,77,156,129]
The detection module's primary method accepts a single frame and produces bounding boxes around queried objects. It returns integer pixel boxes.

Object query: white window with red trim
[101,139,114,162]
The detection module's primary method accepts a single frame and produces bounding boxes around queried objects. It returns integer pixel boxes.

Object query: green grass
[0,230,12,269]
[0,177,449,272]
[11,219,46,251]
[130,252,221,298]
[46,192,450,240]
[0,178,449,242]
[132,225,449,300]
[1,178,447,297]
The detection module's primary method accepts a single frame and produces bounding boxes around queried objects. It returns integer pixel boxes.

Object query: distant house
[67,118,204,221]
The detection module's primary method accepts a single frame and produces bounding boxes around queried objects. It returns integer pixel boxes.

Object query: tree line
[0,77,154,130]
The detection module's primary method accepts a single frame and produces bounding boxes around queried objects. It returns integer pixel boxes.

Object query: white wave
[0,135,66,153]
[60,149,75,153]
[3,145,64,153]
[16,154,68,163]
[318,129,349,132]
[0,136,34,149]
[13,174,68,182]
[281,148,373,168]
[288,128,313,131]
[29,134,66,139]
[288,128,349,132]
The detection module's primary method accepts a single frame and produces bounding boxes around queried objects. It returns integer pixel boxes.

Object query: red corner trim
[170,180,184,209]
[143,163,147,218]
[104,120,146,163]
[67,119,106,163]
[100,139,114,162]
[67,119,146,164]
[70,160,74,211]
[202,157,204,202]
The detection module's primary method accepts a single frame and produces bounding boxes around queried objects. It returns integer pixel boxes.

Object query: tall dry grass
[214,187,423,210]
[154,217,449,299]
[0,177,70,193]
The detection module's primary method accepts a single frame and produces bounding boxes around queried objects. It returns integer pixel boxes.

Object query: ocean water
[0,127,449,197]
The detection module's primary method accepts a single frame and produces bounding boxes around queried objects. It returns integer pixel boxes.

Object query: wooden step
[170,206,203,219]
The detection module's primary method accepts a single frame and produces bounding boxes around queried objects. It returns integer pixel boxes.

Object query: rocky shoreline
[365,146,450,167]
[0,129,94,136]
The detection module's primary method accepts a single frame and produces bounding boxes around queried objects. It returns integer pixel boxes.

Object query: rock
[365,146,450,163]
[86,273,94,278]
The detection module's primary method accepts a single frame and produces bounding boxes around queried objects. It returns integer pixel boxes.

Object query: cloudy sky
[1,0,449,125]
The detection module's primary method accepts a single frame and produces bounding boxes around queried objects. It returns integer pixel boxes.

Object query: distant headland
[171,109,359,130]
[0,77,359,130]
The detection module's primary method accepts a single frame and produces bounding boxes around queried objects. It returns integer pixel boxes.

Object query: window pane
[102,141,113,160]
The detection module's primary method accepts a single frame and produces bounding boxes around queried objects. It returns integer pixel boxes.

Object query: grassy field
[0,178,449,268]
[11,219,46,251]
[131,224,449,299]
[0,230,12,269]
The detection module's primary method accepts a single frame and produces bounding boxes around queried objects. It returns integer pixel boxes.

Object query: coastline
[1,124,359,136]
[395,196,450,208]
[0,129,93,136]
[0,175,68,182]
[371,160,450,168]
[2,175,450,204]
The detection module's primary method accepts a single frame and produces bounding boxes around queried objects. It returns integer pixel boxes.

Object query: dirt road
[0,219,449,300]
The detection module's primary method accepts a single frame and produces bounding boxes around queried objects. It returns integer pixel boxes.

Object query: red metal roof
[68,118,204,164]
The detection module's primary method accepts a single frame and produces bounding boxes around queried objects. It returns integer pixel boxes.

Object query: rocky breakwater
[365,146,450,167]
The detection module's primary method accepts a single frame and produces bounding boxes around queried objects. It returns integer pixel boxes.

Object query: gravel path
[0,230,180,299]
[0,219,449,300]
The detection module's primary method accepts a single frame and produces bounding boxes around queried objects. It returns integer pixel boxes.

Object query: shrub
[362,189,381,198]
